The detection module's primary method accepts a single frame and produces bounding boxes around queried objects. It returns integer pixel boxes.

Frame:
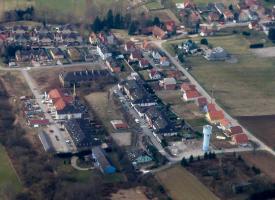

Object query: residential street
[152,40,275,157]
[21,69,75,153]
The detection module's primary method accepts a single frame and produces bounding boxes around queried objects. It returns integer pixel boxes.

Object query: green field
[156,165,218,200]
[0,145,21,192]
[163,34,275,117]
[1,0,128,22]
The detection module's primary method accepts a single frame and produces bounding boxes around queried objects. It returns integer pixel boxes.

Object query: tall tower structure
[202,125,212,152]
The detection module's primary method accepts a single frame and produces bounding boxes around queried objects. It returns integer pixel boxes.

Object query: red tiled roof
[140,58,149,66]
[181,83,196,92]
[29,119,50,125]
[185,89,201,99]
[197,97,208,107]
[207,103,217,112]
[230,126,243,135]
[54,98,66,111]
[209,110,224,121]
[220,118,231,127]
[152,26,166,39]
[48,89,62,100]
[48,88,73,111]
[232,133,248,144]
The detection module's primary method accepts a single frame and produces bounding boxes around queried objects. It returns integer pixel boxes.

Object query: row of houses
[59,69,115,88]
[179,82,249,145]
[0,24,84,47]
[14,46,96,66]
[118,78,179,140]
[176,0,275,35]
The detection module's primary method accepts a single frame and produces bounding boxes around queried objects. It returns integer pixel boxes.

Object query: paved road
[152,40,275,157]
[21,69,73,153]
[0,60,102,71]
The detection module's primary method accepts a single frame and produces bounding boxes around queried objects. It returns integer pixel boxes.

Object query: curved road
[152,40,275,157]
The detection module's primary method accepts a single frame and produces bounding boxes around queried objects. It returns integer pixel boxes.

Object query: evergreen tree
[128,21,137,35]
[181,157,188,167]
[92,16,102,32]
[153,17,161,26]
[106,9,114,29]
[114,13,122,29]
[189,155,194,163]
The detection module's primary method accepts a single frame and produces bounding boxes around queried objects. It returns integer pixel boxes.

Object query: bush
[242,31,251,36]
[200,38,208,45]
[181,157,189,167]
[249,43,264,48]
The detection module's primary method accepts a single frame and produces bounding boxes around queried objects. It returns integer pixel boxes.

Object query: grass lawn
[145,1,163,10]
[163,34,275,116]
[0,145,22,192]
[173,0,233,6]
[156,165,218,200]
[2,0,128,22]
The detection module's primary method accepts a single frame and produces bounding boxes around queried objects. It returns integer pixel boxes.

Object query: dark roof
[60,69,111,83]
[56,104,82,115]
[64,119,99,148]
[92,146,112,170]
[123,79,155,104]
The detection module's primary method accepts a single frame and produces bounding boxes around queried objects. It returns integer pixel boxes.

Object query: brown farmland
[237,115,275,149]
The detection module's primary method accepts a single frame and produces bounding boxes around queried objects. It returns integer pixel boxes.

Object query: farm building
[182,89,201,101]
[232,133,249,145]
[204,47,228,61]
[110,120,128,129]
[92,146,116,174]
[159,78,177,90]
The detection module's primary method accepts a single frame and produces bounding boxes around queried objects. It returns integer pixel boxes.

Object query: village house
[165,20,176,33]
[219,118,232,130]
[38,33,54,46]
[225,125,244,137]
[159,77,177,90]
[196,97,208,110]
[67,47,82,62]
[139,58,150,69]
[127,149,153,169]
[124,41,136,52]
[106,57,121,73]
[30,49,51,63]
[59,69,113,87]
[98,31,117,45]
[205,103,224,124]
[49,48,64,60]
[149,68,162,80]
[97,43,112,60]
[119,79,157,107]
[183,0,196,9]
[144,106,177,137]
[208,12,221,23]
[129,50,143,61]
[110,120,128,130]
[223,9,234,21]
[15,50,31,62]
[232,133,249,145]
[152,26,167,40]
[178,40,198,54]
[182,89,201,101]
[151,49,170,66]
